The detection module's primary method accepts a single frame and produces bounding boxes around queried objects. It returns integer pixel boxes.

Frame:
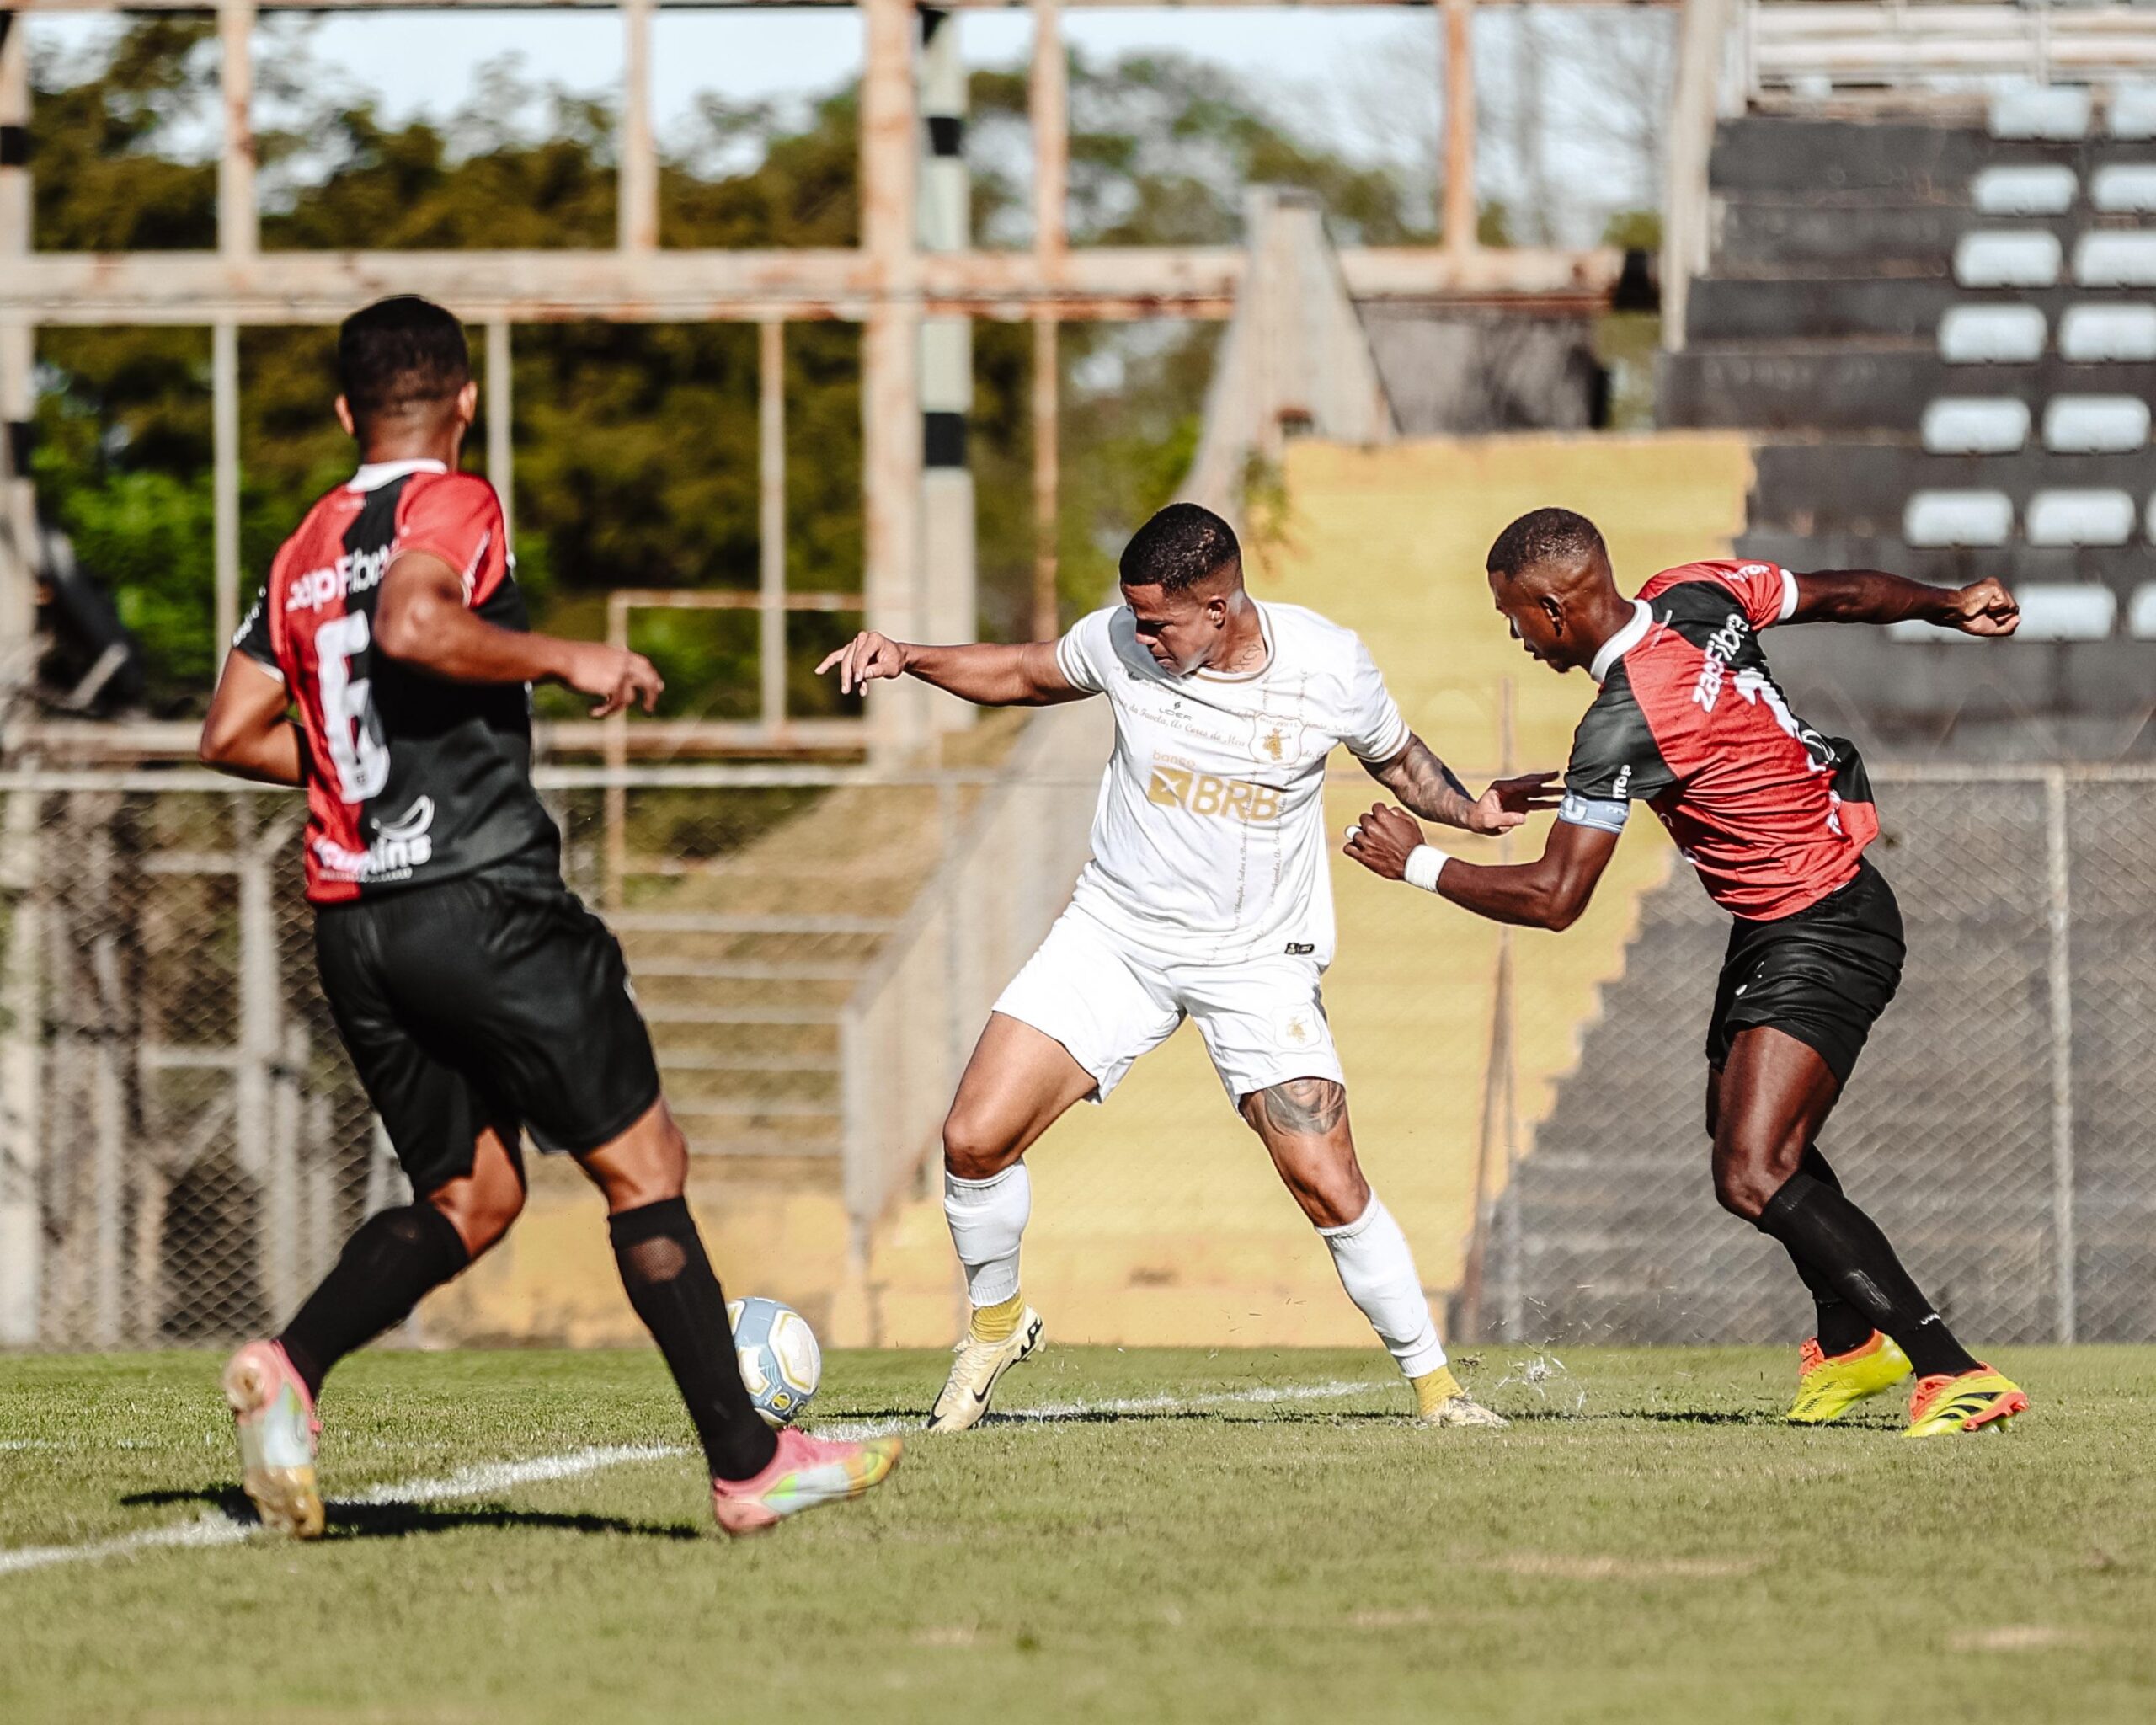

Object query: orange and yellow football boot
[1785,1331,1912,1424]
[1902,1366,2029,1439]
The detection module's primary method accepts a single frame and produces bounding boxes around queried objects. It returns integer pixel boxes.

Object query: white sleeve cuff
[1778,566,1799,622]
[1404,846,1449,893]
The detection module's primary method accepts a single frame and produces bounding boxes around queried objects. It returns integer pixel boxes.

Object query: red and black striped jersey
[234,460,561,905]
[1556,559,1879,921]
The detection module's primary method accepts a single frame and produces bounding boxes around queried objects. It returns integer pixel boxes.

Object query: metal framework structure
[0,0,1663,762]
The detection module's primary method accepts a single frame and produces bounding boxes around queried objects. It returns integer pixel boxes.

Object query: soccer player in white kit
[820,505,1554,1429]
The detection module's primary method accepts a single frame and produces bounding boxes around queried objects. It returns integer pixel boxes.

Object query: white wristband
[1404,845,1449,893]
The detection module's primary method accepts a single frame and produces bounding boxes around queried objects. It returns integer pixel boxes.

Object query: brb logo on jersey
[1147,757,1284,824]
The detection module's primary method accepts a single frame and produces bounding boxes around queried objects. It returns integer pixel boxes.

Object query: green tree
[28,24,1433,714]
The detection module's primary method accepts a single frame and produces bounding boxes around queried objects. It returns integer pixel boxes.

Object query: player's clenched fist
[1342,804,1425,880]
[1936,578,2020,638]
[816,630,911,694]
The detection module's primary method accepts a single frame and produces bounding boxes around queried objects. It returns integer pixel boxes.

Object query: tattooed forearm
[1369,734,1477,829]
[1246,1078,1348,1140]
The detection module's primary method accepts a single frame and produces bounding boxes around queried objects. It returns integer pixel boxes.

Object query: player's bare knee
[1711,1144,1789,1222]
[942,1107,1018,1183]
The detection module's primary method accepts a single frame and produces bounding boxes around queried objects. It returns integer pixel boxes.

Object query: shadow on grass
[120,1486,702,1542]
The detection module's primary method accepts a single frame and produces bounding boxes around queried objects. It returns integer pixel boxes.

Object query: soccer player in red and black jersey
[1345,507,2031,1438]
[197,296,899,1535]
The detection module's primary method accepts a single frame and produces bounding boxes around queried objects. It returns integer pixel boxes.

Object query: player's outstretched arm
[1344,803,1619,932]
[375,551,664,718]
[1364,734,1561,836]
[815,631,1088,708]
[199,651,307,787]
[1787,569,2020,637]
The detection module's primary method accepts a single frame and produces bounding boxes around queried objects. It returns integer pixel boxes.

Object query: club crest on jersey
[1146,759,1284,824]
[312,796,435,884]
[1247,714,1307,765]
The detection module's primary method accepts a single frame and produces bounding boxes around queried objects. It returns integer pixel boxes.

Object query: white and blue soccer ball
[726,1296,823,1428]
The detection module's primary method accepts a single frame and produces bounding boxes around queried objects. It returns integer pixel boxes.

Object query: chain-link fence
[0,717,1103,1349]
[1481,763,2156,1348]
[8,752,2156,1350]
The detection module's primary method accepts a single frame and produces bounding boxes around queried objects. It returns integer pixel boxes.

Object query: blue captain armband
[1558,792,1630,834]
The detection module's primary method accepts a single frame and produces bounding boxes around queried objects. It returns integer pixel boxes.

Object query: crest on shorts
[1273,1006,1321,1050]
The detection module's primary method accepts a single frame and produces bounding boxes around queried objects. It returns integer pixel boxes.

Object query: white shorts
[990,907,1344,1108]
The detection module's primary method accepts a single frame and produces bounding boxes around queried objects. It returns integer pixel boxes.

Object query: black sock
[1780,1148,1874,1357]
[1755,1172,1981,1379]
[608,1197,779,1482]
[279,1204,471,1400]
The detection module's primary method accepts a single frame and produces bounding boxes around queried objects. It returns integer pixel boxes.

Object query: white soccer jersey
[1054,600,1410,968]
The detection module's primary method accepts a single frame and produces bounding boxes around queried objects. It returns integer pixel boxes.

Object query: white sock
[943,1162,1030,1308]
[1319,1194,1446,1379]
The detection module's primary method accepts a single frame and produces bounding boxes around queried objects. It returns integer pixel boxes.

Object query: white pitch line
[811,1376,1385,1440]
[0,1444,688,1579]
[0,1378,1392,1579]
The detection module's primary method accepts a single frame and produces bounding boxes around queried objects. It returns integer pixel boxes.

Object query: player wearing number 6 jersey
[1344,508,2030,1438]
[198,296,898,1537]
[819,503,1555,1431]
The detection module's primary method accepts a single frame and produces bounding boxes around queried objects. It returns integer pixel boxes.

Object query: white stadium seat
[2041,394,2150,453]
[1972,165,2078,216]
[2011,585,2118,639]
[1989,86,2092,141]
[1921,397,2031,454]
[2090,163,2156,213]
[2129,583,2156,638]
[1938,305,2047,363]
[2073,231,2156,287]
[2057,302,2156,360]
[2109,83,2156,141]
[1903,489,2015,547]
[1954,231,2063,289]
[2025,489,2137,546]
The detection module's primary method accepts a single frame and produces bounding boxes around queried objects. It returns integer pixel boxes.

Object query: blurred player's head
[1118,502,1248,675]
[1485,507,1620,673]
[334,296,478,452]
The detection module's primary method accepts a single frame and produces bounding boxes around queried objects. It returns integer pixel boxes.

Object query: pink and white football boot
[221,1339,324,1539]
[709,1426,902,1537]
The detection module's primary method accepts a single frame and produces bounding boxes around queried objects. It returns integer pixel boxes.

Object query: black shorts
[1705,857,1905,1087]
[314,873,663,1195]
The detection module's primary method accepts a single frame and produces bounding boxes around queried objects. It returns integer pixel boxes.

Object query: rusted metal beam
[0,16,33,702]
[860,0,925,761]
[218,0,257,259]
[485,318,514,536]
[213,323,240,653]
[759,318,787,733]
[618,0,659,252]
[1030,313,1058,643]
[1443,0,1477,255]
[0,245,1625,323]
[15,0,1676,10]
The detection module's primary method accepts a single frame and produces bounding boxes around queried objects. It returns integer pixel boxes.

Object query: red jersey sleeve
[395,473,509,606]
[1646,559,1797,631]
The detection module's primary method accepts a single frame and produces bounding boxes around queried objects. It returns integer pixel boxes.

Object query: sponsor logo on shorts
[1284,942,1315,956]
[1146,760,1283,824]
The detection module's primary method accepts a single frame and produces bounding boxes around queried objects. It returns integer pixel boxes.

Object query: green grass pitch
[4,1346,2153,1722]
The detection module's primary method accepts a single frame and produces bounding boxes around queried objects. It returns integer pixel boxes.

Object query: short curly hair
[338,296,470,425]
[1486,507,1605,580]
[1120,502,1241,592]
